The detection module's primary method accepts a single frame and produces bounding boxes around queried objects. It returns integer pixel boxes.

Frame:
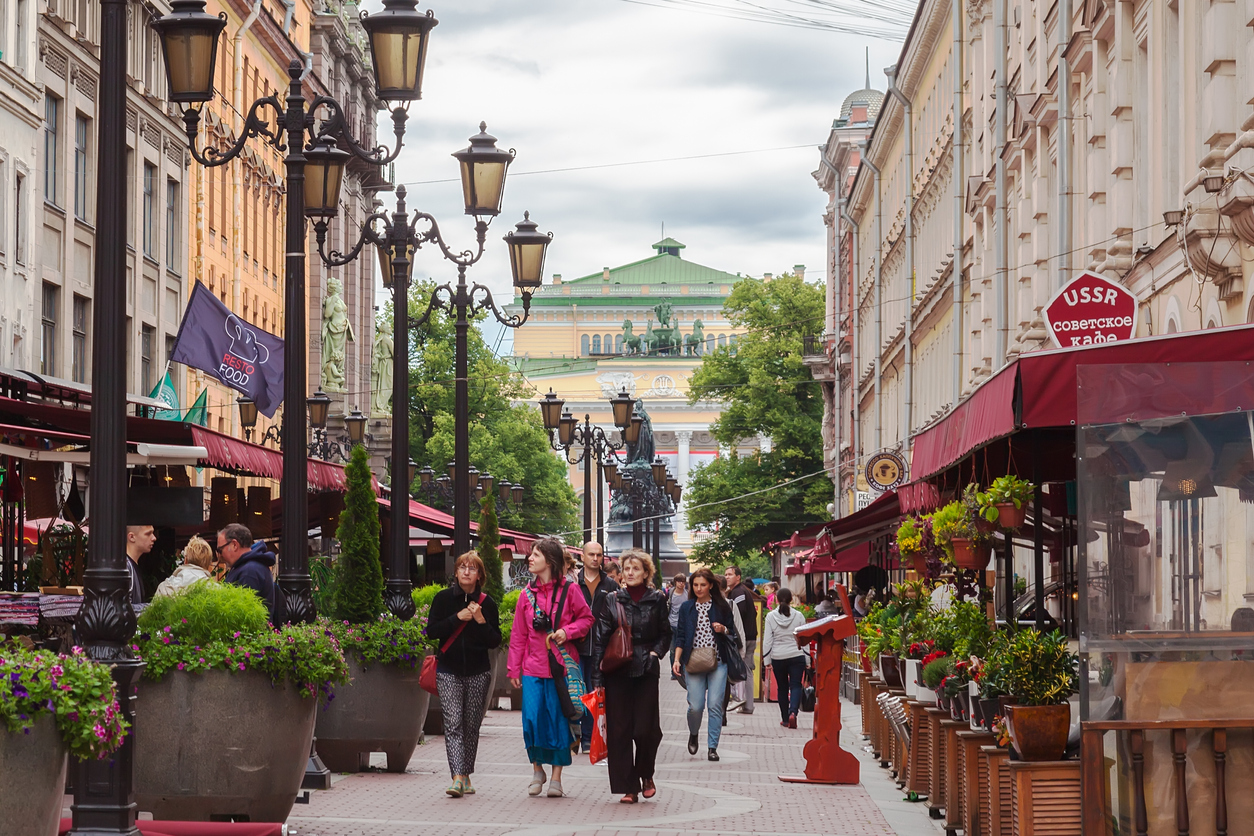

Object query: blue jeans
[579,656,595,750]
[685,662,728,749]
[772,655,806,722]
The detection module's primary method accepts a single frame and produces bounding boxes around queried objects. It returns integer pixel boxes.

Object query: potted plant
[316,445,430,774]
[919,650,951,706]
[1001,629,1078,761]
[895,517,927,574]
[1,642,128,835]
[132,583,348,821]
[903,637,936,700]
[930,501,965,557]
[978,475,1034,529]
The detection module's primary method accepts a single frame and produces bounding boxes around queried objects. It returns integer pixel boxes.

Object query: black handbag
[718,631,747,683]
[800,668,816,712]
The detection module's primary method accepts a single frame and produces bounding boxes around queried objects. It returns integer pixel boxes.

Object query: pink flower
[177,663,185,670]
[238,662,245,670]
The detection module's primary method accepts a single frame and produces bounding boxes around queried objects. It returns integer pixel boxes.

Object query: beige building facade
[815,0,1254,515]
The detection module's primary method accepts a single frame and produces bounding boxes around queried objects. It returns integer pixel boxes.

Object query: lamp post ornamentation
[312,128,551,585]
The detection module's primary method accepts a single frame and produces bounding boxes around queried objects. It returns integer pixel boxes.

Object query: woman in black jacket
[591,549,672,803]
[425,552,503,798]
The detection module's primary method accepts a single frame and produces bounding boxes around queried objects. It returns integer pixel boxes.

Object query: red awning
[818,490,900,556]
[377,496,544,553]
[908,324,1254,482]
[810,541,871,574]
[188,426,363,493]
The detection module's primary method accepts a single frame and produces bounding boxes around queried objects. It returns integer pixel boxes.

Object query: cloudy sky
[366,0,906,348]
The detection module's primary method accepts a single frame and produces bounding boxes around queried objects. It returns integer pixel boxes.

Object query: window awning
[908,324,1254,483]
[187,426,360,493]
[809,490,900,568]
[377,496,543,553]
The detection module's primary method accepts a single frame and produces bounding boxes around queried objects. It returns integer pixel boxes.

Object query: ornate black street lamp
[307,396,369,462]
[540,388,634,543]
[414,464,524,518]
[153,0,434,626]
[313,126,550,582]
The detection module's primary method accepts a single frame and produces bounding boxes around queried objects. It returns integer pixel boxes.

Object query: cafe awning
[908,324,1254,485]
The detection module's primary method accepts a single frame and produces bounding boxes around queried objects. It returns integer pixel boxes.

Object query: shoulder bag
[419,592,485,695]
[599,596,633,673]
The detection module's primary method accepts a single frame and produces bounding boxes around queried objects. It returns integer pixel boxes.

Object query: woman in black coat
[591,549,673,803]
[425,552,502,798]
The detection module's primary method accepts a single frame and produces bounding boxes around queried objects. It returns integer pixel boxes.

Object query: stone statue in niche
[370,319,393,417]
[321,277,355,392]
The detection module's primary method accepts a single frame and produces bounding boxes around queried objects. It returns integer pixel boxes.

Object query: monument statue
[621,319,642,354]
[370,319,393,417]
[606,398,683,567]
[650,299,680,355]
[684,319,705,356]
[321,277,354,392]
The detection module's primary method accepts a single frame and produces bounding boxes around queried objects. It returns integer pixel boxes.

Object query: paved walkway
[286,676,943,836]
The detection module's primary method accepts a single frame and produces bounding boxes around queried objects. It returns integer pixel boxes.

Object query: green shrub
[477,495,505,605]
[137,581,268,645]
[922,654,955,689]
[977,475,1035,521]
[1,642,128,759]
[1000,628,1078,706]
[930,502,965,553]
[499,588,521,645]
[334,444,384,623]
[324,616,429,667]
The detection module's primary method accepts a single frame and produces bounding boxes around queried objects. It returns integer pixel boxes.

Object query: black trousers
[603,668,663,794]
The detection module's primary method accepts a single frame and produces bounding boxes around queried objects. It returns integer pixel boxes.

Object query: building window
[74,115,89,220]
[14,173,24,264]
[142,163,156,258]
[14,0,26,70]
[580,334,589,356]
[718,334,727,348]
[44,95,59,204]
[0,161,5,257]
[72,295,89,383]
[166,179,179,271]
[591,334,601,353]
[41,283,58,376]
[614,334,623,354]
[141,324,155,394]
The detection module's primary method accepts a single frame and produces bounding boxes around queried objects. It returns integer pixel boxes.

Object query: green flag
[183,388,209,426]
[149,371,181,421]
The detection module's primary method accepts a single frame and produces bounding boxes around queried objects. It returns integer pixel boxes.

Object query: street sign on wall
[1043,271,1138,348]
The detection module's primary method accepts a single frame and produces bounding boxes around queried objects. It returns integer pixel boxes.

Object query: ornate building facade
[506,238,773,555]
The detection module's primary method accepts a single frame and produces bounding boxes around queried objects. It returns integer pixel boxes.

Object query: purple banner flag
[170,282,285,417]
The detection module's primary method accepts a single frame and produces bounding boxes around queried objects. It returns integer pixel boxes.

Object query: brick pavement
[286,676,941,836]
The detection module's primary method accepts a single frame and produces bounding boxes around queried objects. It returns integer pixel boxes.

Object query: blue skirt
[521,675,572,766]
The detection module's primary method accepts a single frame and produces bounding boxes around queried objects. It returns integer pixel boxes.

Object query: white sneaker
[727,699,745,713]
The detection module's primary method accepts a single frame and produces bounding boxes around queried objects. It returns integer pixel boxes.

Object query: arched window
[718,334,727,347]
[615,334,623,353]
[580,334,590,356]
[705,334,715,354]
[592,334,601,353]
[604,333,613,352]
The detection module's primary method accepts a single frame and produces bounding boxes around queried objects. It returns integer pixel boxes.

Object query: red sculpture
[778,583,860,785]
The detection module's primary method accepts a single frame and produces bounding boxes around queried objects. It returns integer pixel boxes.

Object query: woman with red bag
[590,549,672,804]
[425,552,502,798]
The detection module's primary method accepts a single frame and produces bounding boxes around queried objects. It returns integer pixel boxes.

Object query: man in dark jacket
[217,523,279,623]
[575,541,619,753]
[724,565,758,714]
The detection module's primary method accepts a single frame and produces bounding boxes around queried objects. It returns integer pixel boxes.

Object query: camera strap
[551,579,570,629]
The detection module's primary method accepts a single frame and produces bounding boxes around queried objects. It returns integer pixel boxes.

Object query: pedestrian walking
[507,538,594,798]
[724,565,759,714]
[590,549,671,803]
[426,552,503,798]
[762,587,808,728]
[153,536,213,598]
[575,541,619,754]
[672,568,738,762]
[664,573,688,680]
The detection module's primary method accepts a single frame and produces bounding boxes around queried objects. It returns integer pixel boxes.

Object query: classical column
[677,430,692,484]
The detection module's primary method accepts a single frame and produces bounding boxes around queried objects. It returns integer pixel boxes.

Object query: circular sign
[865,451,907,492]
[1043,271,1137,348]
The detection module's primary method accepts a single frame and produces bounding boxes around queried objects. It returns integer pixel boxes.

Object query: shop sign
[1044,271,1137,348]
[855,490,875,511]
[865,451,906,493]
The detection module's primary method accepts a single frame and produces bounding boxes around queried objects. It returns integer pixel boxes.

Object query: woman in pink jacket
[508,538,594,798]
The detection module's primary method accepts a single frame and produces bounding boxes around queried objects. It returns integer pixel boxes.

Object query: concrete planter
[315,655,429,773]
[134,669,316,822]
[903,659,921,698]
[0,716,67,836]
[425,650,503,734]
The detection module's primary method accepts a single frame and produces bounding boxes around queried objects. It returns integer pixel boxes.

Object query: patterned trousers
[437,670,493,777]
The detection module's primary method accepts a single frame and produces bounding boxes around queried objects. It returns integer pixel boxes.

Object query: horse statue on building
[621,319,642,354]
[684,319,705,356]
[650,299,681,355]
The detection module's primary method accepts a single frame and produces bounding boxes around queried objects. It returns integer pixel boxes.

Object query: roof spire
[865,47,870,90]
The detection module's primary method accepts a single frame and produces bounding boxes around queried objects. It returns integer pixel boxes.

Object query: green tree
[477,494,505,603]
[404,280,579,540]
[684,273,832,563]
[334,444,384,623]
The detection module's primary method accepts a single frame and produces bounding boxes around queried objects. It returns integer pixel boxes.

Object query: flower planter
[903,659,921,698]
[916,684,936,705]
[950,537,992,571]
[1006,704,1070,762]
[954,690,969,721]
[996,502,1027,529]
[937,693,950,712]
[968,681,983,728]
[979,697,1002,730]
[316,655,429,773]
[909,553,927,575]
[975,517,997,536]
[134,669,316,822]
[897,658,908,687]
[877,654,902,688]
[0,717,67,836]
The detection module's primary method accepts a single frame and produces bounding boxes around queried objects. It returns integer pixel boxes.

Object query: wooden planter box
[942,718,965,833]
[1008,760,1081,836]
[906,699,932,797]
[957,729,997,836]
[981,745,1011,836]
[924,707,947,819]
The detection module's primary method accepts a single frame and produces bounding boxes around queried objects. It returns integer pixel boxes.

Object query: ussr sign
[1044,271,1137,348]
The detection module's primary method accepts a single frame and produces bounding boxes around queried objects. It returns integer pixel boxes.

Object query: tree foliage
[477,493,505,604]
[404,280,579,540]
[334,444,385,623]
[684,273,832,562]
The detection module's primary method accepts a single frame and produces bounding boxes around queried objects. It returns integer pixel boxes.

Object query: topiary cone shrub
[334,444,384,624]
[477,494,505,604]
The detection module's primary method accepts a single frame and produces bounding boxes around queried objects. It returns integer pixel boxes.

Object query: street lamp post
[314,144,550,579]
[538,388,634,544]
[153,0,436,624]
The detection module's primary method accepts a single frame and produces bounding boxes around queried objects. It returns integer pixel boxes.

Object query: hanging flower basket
[951,537,992,570]
[910,553,927,574]
[996,502,1027,529]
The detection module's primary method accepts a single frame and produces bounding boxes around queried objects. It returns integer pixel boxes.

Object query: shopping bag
[580,688,608,765]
